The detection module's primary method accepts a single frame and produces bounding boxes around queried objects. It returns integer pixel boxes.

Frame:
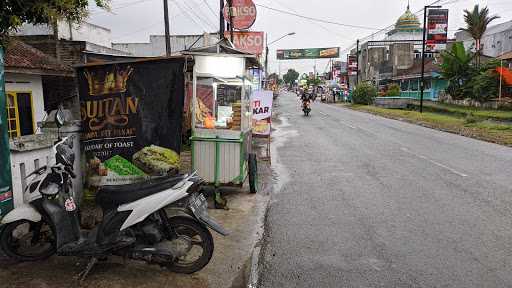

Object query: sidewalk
[0,148,271,288]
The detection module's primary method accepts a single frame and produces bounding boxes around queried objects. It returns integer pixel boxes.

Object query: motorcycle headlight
[40,182,60,195]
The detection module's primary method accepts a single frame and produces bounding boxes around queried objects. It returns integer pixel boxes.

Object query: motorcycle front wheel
[165,216,214,274]
[0,219,56,261]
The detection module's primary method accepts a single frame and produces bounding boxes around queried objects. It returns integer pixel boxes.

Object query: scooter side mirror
[55,109,65,128]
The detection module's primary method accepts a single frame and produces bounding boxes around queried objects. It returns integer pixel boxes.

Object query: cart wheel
[248,153,258,193]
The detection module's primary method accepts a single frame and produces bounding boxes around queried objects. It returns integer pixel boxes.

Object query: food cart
[183,42,259,198]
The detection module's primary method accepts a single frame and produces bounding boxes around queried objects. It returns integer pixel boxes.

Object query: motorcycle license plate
[190,194,208,214]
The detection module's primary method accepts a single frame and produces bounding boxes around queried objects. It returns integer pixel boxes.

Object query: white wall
[5,73,46,132]
[113,34,219,57]
[456,21,512,57]
[15,21,112,48]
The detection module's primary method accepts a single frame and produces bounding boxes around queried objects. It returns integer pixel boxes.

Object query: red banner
[224,31,264,55]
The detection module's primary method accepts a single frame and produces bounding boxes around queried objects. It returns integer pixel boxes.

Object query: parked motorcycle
[0,110,228,279]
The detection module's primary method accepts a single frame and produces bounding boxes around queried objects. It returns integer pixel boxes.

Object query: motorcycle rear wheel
[166,216,214,274]
[0,219,56,261]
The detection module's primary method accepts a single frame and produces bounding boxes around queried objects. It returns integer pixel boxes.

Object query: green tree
[283,69,299,87]
[440,42,476,99]
[386,83,401,96]
[1,0,110,46]
[471,70,498,103]
[352,82,377,105]
[459,5,499,67]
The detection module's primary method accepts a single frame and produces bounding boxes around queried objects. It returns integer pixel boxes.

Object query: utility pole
[420,5,441,113]
[163,0,171,56]
[219,0,225,39]
[227,0,234,43]
[265,35,269,88]
[356,39,360,86]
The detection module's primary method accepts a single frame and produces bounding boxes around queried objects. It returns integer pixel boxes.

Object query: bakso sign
[223,0,257,30]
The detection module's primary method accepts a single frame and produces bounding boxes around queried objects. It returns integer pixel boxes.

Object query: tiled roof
[498,51,512,60]
[4,39,72,73]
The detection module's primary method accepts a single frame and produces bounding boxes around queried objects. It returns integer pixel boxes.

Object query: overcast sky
[88,0,512,74]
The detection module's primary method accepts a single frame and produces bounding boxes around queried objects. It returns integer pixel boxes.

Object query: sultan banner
[251,90,273,136]
[426,9,449,52]
[77,58,185,197]
[277,47,339,60]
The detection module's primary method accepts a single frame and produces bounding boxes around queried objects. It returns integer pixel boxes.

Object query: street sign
[223,0,257,30]
[224,31,264,55]
[426,9,449,52]
[276,47,340,60]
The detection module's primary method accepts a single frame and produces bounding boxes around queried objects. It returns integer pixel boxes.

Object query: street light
[265,32,296,88]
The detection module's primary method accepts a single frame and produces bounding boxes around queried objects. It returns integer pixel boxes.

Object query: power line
[171,0,213,32]
[179,0,217,31]
[339,0,458,56]
[202,0,217,17]
[90,0,157,15]
[255,3,381,31]
[270,0,351,44]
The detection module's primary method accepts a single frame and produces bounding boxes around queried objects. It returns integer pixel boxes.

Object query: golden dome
[395,5,421,31]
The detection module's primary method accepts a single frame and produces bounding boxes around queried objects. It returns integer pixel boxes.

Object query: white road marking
[400,147,468,177]
[342,122,357,129]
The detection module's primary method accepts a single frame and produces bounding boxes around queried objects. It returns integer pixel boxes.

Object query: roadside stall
[183,42,259,199]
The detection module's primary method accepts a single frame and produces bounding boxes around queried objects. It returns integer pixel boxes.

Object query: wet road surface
[259,92,512,288]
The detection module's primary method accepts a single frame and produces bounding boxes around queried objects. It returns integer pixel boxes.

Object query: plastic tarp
[0,47,13,217]
[496,67,512,86]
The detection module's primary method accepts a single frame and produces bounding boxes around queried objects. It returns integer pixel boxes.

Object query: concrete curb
[247,246,261,288]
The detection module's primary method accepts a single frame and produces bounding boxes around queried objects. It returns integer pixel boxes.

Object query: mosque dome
[395,5,422,31]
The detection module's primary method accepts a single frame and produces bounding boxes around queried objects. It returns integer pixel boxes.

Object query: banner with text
[426,9,449,52]
[224,31,264,55]
[277,47,339,60]
[251,90,273,136]
[0,48,13,217]
[77,58,185,196]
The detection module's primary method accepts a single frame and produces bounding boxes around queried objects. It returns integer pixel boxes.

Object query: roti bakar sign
[223,0,257,30]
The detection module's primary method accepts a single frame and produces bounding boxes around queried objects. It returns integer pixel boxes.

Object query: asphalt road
[259,92,512,288]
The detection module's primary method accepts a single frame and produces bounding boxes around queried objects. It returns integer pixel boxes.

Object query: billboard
[77,58,185,198]
[224,31,264,55]
[347,55,357,76]
[426,9,449,52]
[0,47,13,217]
[276,47,340,60]
[223,0,257,30]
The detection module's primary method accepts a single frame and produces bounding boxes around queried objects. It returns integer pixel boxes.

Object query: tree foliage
[283,69,299,86]
[460,5,499,66]
[440,42,501,102]
[440,42,476,99]
[386,83,401,96]
[1,0,110,46]
[352,82,377,105]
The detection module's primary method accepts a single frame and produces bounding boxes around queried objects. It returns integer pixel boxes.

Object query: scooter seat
[96,175,186,209]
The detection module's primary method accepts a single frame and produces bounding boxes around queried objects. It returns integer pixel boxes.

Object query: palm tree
[459,5,500,67]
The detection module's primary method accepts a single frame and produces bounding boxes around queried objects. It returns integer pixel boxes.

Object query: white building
[455,20,512,57]
[112,33,220,57]
[14,20,113,48]
[4,40,73,138]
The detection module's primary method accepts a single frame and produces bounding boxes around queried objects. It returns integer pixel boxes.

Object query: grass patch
[348,104,512,146]
[413,102,512,122]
